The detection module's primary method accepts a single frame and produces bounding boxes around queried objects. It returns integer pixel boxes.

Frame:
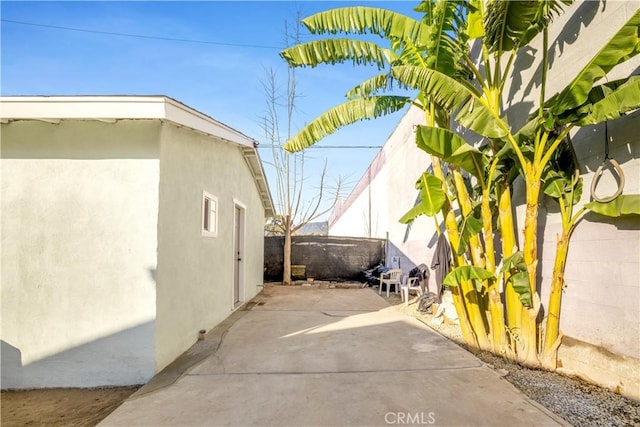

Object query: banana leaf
[542,169,582,206]
[443,266,495,292]
[466,0,484,40]
[301,6,431,46]
[484,0,571,53]
[501,251,532,307]
[345,73,397,99]
[415,125,488,179]
[280,38,398,70]
[456,215,483,256]
[576,76,640,126]
[550,9,640,116]
[399,173,446,222]
[414,0,469,76]
[391,65,508,138]
[284,96,410,152]
[585,195,640,217]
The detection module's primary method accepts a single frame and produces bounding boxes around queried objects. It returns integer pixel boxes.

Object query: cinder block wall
[506,1,640,400]
[264,236,385,281]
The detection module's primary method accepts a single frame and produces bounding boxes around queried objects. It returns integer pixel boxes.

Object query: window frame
[202,191,218,238]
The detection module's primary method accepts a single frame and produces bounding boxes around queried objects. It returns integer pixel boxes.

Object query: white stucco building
[0,95,274,388]
[329,2,640,399]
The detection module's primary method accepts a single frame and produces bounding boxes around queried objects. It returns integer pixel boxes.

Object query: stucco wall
[155,123,265,370]
[1,120,159,388]
[329,106,438,274]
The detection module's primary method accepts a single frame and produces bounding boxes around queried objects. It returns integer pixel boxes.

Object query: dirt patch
[1,386,140,427]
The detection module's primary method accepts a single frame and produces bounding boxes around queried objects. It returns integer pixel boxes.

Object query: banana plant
[280,0,640,369]
[394,1,640,367]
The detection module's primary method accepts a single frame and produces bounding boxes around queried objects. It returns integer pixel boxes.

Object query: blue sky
[1,1,421,220]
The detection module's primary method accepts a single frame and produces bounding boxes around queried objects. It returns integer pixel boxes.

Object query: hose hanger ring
[590,157,625,203]
[590,122,625,203]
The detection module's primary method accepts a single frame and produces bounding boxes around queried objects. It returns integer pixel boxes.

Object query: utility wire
[4,19,387,152]
[257,145,383,149]
[1,19,282,50]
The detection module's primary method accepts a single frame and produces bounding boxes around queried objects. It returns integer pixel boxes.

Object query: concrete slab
[100,286,568,427]
[191,308,480,375]
[251,286,389,311]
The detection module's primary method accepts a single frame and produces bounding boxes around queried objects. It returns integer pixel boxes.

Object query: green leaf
[280,39,398,70]
[542,168,581,205]
[399,173,446,222]
[585,195,640,217]
[501,251,532,308]
[510,271,532,308]
[443,266,495,292]
[484,0,570,53]
[466,0,484,40]
[501,251,527,273]
[572,178,584,205]
[417,0,469,76]
[511,116,539,149]
[345,73,395,99]
[415,125,487,178]
[391,65,508,138]
[456,215,483,256]
[542,169,568,199]
[576,76,640,126]
[551,9,640,116]
[302,6,431,46]
[284,96,410,152]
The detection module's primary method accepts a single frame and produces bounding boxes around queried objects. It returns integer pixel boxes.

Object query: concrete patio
[100,285,567,426]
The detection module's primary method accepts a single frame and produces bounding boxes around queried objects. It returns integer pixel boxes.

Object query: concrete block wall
[507,1,640,364]
[264,236,385,281]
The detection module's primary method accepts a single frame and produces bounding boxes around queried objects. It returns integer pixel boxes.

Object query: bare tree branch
[258,12,343,284]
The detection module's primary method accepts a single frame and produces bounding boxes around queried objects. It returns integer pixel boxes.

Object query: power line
[1,19,282,50]
[257,145,383,149]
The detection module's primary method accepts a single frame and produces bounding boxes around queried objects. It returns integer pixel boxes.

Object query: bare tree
[260,16,342,285]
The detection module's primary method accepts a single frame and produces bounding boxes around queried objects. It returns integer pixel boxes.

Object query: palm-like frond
[280,39,397,70]
[399,173,446,222]
[575,75,640,126]
[302,7,431,46]
[416,0,469,76]
[345,73,397,99]
[484,0,571,53]
[391,65,507,138]
[283,96,411,152]
[415,125,489,179]
[550,8,640,115]
[466,0,485,39]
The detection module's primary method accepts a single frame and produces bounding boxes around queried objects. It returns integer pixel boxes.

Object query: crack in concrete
[185,364,487,377]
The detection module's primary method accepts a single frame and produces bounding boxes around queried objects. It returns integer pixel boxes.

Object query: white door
[233,204,245,307]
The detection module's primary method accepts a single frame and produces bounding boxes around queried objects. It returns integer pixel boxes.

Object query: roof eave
[0,95,276,217]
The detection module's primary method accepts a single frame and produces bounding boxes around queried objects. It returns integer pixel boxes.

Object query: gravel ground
[380,289,640,427]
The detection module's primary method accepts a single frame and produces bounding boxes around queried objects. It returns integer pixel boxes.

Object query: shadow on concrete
[100,286,567,427]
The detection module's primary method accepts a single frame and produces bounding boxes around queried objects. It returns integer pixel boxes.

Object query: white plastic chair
[379,269,403,297]
[401,276,423,305]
